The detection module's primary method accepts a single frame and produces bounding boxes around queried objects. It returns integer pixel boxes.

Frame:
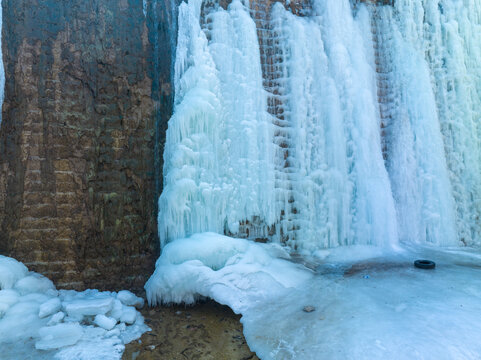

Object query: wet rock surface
[123,300,259,360]
[0,0,170,290]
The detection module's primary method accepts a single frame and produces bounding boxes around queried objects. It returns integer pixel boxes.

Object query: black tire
[414,259,436,269]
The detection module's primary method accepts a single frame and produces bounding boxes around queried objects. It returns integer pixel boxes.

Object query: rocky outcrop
[0,0,175,290]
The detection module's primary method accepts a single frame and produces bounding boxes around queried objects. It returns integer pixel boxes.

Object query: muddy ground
[123,300,260,360]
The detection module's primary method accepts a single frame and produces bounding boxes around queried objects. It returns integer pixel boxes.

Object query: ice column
[268,0,398,251]
[159,0,481,251]
[375,0,480,246]
[158,0,277,246]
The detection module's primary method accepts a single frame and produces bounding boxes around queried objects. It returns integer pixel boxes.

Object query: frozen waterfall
[158,0,481,250]
[148,1,481,358]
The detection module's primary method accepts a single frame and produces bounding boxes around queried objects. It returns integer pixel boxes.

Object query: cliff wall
[0,0,175,290]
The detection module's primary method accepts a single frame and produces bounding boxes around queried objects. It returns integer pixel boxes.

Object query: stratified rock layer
[0,0,171,290]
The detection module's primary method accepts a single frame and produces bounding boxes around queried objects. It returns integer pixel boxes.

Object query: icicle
[158,0,481,251]
[374,0,481,246]
[158,0,277,246]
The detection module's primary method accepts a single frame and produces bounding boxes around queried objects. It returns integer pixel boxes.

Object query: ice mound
[145,232,313,311]
[0,255,28,289]
[0,256,149,360]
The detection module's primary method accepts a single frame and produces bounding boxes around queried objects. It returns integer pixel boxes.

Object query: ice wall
[158,0,277,247]
[267,2,397,251]
[374,1,481,246]
[158,0,481,250]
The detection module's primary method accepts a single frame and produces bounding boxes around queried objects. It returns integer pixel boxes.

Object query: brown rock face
[0,0,175,290]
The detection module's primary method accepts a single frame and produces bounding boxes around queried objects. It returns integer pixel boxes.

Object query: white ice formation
[0,255,149,360]
[149,0,481,358]
[158,0,481,250]
[146,232,312,307]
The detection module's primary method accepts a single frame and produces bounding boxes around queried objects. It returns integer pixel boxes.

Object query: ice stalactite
[373,0,481,246]
[421,0,481,246]
[267,1,398,251]
[158,0,277,247]
[159,0,398,250]
[158,0,481,251]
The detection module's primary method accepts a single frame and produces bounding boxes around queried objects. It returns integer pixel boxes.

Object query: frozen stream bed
[147,233,481,360]
[245,245,481,359]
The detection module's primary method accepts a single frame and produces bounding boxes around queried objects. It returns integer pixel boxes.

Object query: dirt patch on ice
[123,299,259,360]
[343,261,408,277]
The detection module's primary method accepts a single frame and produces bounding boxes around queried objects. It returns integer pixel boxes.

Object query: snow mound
[0,256,149,360]
[145,233,313,311]
[15,273,56,295]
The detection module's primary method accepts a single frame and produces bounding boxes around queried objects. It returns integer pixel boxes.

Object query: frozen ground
[0,255,149,360]
[147,233,481,360]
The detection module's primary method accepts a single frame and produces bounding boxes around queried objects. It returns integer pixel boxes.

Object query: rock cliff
[0,0,175,290]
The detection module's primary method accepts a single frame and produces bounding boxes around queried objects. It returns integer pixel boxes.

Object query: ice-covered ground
[0,255,149,360]
[147,233,481,359]
[146,233,313,308]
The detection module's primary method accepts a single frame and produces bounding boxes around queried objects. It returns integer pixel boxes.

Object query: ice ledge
[145,232,313,311]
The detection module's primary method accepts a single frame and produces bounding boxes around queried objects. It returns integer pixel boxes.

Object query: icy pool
[147,233,481,359]
[243,245,481,359]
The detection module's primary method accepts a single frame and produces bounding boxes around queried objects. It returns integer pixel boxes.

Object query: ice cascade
[158,0,481,250]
